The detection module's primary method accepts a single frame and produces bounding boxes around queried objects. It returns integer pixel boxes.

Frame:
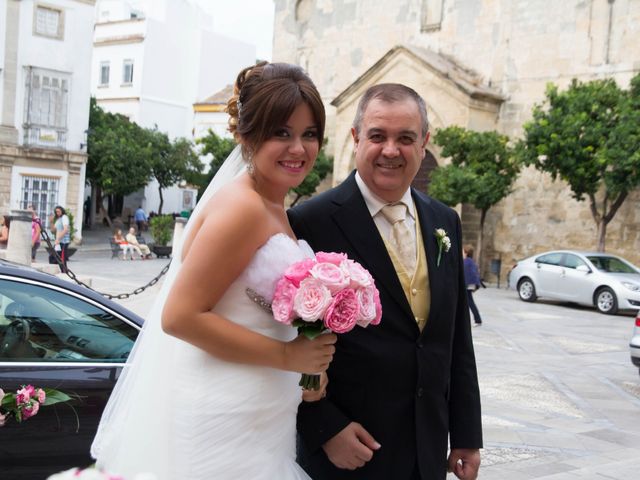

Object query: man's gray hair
[352,83,429,137]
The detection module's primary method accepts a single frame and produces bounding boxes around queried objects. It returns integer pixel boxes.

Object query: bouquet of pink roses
[0,384,72,426]
[271,251,382,389]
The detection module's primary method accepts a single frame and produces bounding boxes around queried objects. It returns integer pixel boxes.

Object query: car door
[533,252,565,297]
[0,277,140,479]
[556,253,594,302]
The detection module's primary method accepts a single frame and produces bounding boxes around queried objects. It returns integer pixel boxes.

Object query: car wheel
[518,277,537,302]
[595,287,618,315]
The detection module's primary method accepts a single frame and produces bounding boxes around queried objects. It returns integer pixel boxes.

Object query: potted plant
[149,215,174,258]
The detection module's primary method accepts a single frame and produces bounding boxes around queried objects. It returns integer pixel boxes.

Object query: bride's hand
[302,372,328,402]
[283,333,337,374]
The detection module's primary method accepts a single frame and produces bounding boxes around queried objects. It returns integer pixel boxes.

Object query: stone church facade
[272,0,640,280]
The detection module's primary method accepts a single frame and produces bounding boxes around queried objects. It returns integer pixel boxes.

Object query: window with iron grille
[20,175,60,222]
[122,59,134,85]
[23,66,70,148]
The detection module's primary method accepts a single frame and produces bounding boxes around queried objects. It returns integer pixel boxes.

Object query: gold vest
[381,214,430,330]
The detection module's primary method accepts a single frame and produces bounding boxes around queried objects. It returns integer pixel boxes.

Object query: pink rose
[293,277,333,322]
[22,400,40,420]
[310,262,350,294]
[315,251,348,266]
[0,412,6,427]
[371,287,382,326]
[340,259,373,289]
[323,288,360,334]
[0,388,4,403]
[284,258,315,287]
[272,278,298,325]
[37,388,46,404]
[16,385,35,405]
[355,286,378,327]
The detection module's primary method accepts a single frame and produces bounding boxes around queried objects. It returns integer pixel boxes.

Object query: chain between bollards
[36,218,171,300]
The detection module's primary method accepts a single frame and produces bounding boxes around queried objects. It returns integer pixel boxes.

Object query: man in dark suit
[289,83,482,480]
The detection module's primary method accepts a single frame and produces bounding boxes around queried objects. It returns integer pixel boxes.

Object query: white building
[91,0,255,216]
[0,0,95,240]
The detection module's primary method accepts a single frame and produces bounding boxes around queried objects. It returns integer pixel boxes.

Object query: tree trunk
[289,194,303,207]
[476,209,487,268]
[597,220,606,252]
[158,187,164,215]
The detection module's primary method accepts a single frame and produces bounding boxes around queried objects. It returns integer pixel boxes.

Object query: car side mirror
[576,265,591,273]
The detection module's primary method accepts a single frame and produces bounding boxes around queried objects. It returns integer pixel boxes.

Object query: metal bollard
[171,217,188,254]
[5,209,32,265]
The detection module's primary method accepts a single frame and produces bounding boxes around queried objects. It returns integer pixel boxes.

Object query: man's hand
[322,422,381,470]
[448,448,480,480]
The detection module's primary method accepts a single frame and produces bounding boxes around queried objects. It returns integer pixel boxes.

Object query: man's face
[352,98,429,203]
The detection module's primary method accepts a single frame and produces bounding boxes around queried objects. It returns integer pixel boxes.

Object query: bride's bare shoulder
[202,177,266,221]
[182,178,269,259]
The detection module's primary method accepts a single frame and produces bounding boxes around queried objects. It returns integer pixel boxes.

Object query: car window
[536,253,563,266]
[563,254,587,269]
[587,256,638,274]
[0,279,138,362]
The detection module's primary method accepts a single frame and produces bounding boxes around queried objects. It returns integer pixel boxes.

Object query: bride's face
[251,102,320,189]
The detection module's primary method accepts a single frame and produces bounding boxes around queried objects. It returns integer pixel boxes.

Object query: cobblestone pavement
[52,230,640,479]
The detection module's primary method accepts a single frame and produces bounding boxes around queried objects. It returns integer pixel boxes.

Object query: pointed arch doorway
[411,149,438,194]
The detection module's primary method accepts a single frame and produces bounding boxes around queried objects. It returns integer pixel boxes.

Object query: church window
[421,0,444,32]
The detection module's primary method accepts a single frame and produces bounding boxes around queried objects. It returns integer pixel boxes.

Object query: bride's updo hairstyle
[227,62,325,158]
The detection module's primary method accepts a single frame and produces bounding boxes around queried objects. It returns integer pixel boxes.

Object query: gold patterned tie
[381,203,416,273]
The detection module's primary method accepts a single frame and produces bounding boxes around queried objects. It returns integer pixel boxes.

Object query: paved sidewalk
[30,238,640,479]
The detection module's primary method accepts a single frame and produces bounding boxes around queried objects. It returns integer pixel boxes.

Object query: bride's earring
[246,150,255,176]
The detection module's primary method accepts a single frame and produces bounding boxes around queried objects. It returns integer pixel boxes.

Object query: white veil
[91,146,247,474]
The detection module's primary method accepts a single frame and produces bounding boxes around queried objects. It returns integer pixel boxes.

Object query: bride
[91,62,336,479]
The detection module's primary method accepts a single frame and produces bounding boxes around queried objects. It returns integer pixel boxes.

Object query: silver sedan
[508,250,640,315]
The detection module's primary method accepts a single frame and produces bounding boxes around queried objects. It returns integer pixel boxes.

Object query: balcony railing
[23,125,67,149]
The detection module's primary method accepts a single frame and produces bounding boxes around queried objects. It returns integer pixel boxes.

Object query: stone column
[171,217,188,253]
[5,209,32,265]
[0,0,20,144]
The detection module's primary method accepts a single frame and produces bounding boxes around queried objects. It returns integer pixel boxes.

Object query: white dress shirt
[354,171,417,245]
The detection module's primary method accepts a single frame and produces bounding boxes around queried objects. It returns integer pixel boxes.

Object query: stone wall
[273,0,640,274]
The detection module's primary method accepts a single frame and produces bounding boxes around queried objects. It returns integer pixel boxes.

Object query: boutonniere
[434,228,451,267]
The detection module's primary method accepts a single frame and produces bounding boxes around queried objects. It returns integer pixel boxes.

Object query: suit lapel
[413,190,443,332]
[331,175,414,321]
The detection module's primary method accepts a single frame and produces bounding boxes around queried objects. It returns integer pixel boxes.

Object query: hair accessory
[237,99,243,116]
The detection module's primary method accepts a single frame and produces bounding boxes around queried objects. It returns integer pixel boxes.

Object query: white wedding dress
[91,148,314,479]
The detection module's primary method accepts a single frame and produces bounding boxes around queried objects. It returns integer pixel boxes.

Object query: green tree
[87,98,152,196]
[430,126,519,263]
[145,128,202,214]
[195,129,237,200]
[289,140,334,206]
[517,74,640,251]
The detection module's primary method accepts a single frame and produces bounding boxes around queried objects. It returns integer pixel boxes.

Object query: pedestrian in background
[0,215,10,249]
[134,206,148,232]
[50,206,71,272]
[463,244,483,326]
[28,205,41,261]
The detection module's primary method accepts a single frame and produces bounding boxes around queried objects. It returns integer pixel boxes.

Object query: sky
[193,0,276,61]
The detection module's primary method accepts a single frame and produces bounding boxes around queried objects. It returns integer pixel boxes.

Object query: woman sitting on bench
[113,228,142,260]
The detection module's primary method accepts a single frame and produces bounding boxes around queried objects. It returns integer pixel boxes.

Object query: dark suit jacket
[289,172,482,480]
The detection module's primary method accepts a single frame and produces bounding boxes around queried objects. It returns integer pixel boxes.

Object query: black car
[0,259,143,479]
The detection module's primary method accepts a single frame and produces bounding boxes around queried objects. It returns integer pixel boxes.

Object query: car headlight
[621,281,640,292]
